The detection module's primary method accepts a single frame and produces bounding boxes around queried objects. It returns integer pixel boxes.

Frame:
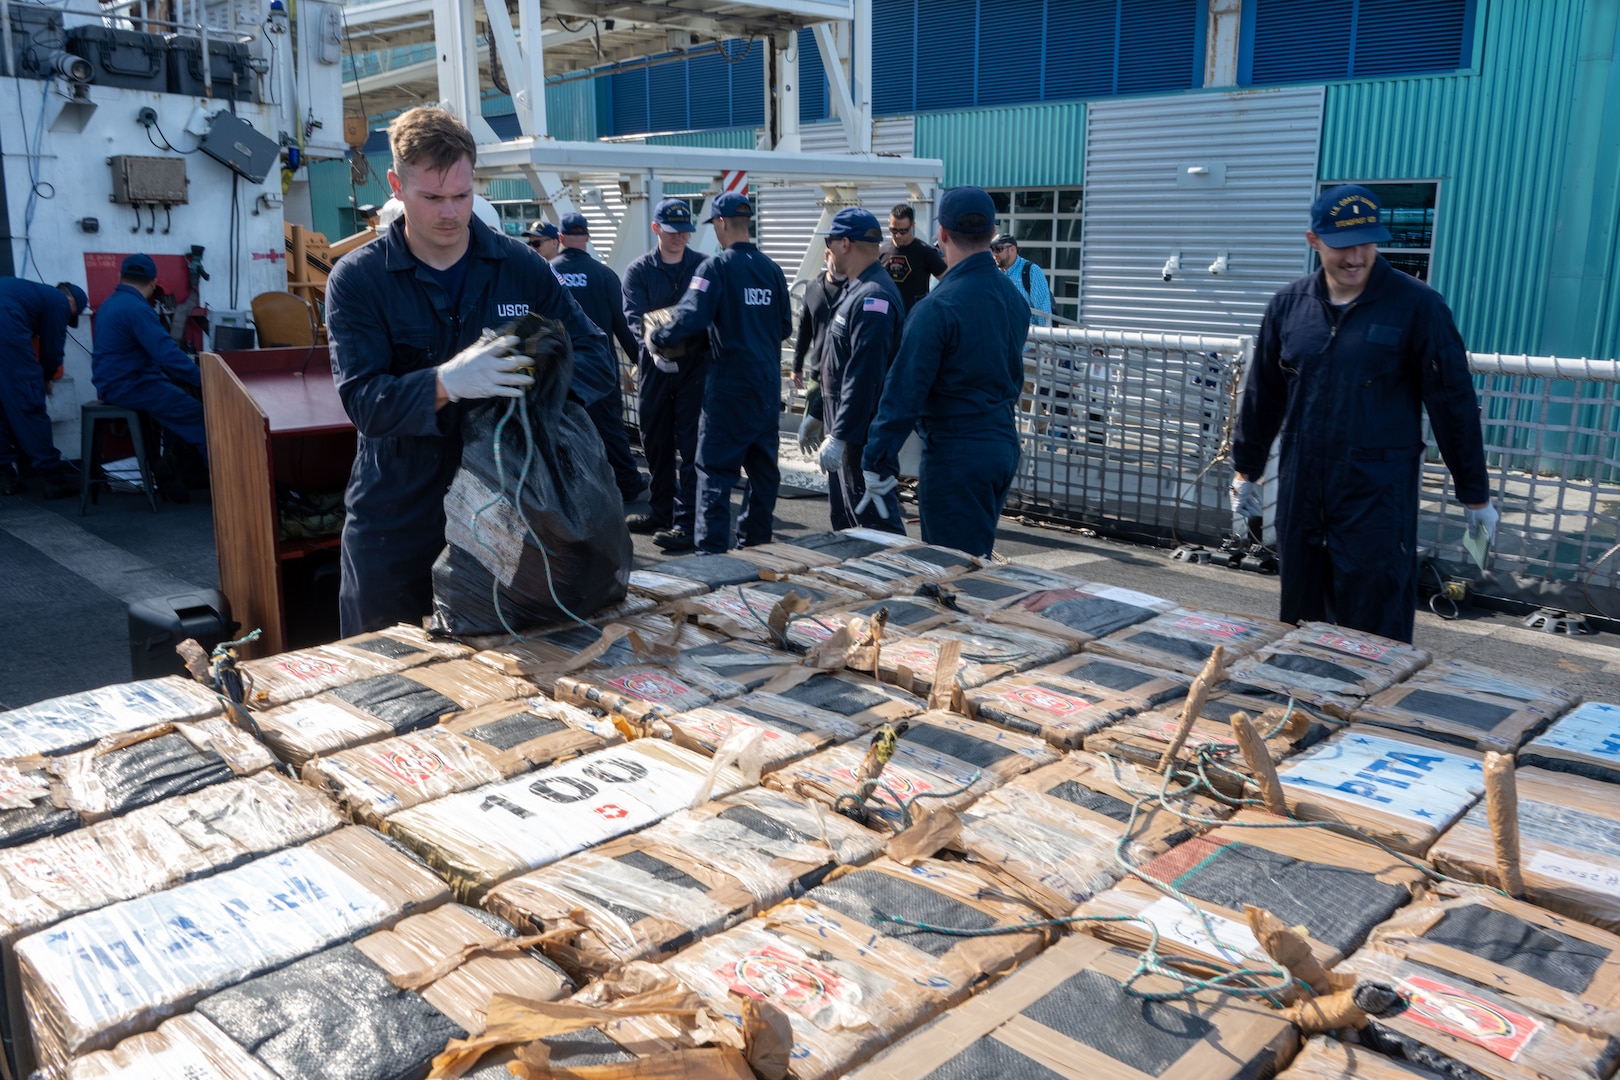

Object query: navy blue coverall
[91,284,207,458]
[326,217,616,635]
[863,250,1029,557]
[650,242,792,553]
[820,263,905,531]
[791,270,846,421]
[551,247,643,500]
[0,279,71,473]
[622,245,709,534]
[1232,256,1488,644]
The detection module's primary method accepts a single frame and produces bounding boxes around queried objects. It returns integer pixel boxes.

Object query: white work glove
[1230,476,1261,518]
[798,414,824,455]
[854,471,898,520]
[437,335,527,402]
[650,349,680,374]
[1464,502,1500,544]
[818,436,846,474]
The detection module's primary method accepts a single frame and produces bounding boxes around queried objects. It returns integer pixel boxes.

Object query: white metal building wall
[756,118,917,284]
[1080,87,1324,334]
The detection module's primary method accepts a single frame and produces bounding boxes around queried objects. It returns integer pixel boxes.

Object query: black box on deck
[166,36,256,101]
[65,25,165,92]
[128,589,232,680]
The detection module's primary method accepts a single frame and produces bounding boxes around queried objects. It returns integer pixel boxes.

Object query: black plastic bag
[431,316,632,636]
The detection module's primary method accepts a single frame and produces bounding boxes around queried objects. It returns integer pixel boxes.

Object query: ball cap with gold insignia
[1311,184,1393,248]
[817,207,884,242]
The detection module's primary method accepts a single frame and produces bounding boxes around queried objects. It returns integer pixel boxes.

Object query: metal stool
[79,401,158,514]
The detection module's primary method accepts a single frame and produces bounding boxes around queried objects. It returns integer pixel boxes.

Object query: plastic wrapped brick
[1276,729,1485,856]
[301,698,615,827]
[960,670,1142,748]
[804,553,931,598]
[382,740,747,902]
[480,833,761,979]
[1085,608,1292,676]
[871,623,1074,696]
[988,580,1177,645]
[1341,949,1619,1080]
[1269,622,1429,680]
[844,935,1299,1080]
[1519,701,1620,785]
[1035,652,1191,710]
[683,578,865,644]
[553,662,745,737]
[916,564,1085,617]
[652,553,766,589]
[251,660,539,767]
[863,544,981,581]
[238,624,472,709]
[1354,668,1573,754]
[49,719,275,825]
[472,615,727,690]
[665,700,868,774]
[68,1013,278,1080]
[1429,766,1620,932]
[1228,639,1410,718]
[733,540,844,571]
[781,599,962,652]
[1077,810,1429,971]
[17,825,450,1074]
[0,677,220,760]
[777,528,918,562]
[738,674,922,728]
[1409,659,1578,710]
[1277,1037,1454,1079]
[674,640,802,691]
[627,568,712,602]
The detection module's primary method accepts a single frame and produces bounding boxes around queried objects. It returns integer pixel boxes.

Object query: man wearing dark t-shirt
[878,202,946,320]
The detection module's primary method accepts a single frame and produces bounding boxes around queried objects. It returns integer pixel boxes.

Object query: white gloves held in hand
[818,436,846,474]
[437,335,528,402]
[1464,501,1500,543]
[651,351,680,374]
[798,414,825,455]
[854,471,898,519]
[1230,477,1262,518]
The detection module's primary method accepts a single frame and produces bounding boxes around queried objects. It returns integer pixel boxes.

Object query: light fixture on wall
[1209,252,1229,275]
[1161,252,1181,282]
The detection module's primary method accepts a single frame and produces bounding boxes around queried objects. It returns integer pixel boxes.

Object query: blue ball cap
[703,191,753,223]
[60,282,88,321]
[121,253,158,280]
[653,198,695,232]
[559,211,590,236]
[523,219,559,240]
[936,186,997,236]
[1311,184,1392,249]
[819,207,884,243]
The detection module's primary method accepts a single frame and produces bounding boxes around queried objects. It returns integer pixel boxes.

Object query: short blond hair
[388,107,476,174]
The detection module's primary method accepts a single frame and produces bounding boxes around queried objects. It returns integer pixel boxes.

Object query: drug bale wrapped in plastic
[680,578,866,645]
[960,669,1144,749]
[1036,651,1192,710]
[910,563,1085,617]
[473,615,729,693]
[1073,810,1429,979]
[1277,1036,1454,1079]
[0,772,342,1078]
[865,622,1075,698]
[1085,607,1292,676]
[672,640,803,692]
[664,697,873,774]
[553,662,745,738]
[0,677,220,761]
[843,935,1300,1080]
[68,1013,278,1080]
[776,527,920,562]
[988,580,1178,646]
[1275,729,1485,857]
[661,856,1052,1080]
[782,597,965,652]
[806,549,972,599]
[1428,765,1620,933]
[1228,626,1420,718]
[249,659,538,767]
[181,903,571,1080]
[381,740,748,903]
[652,552,766,589]
[1518,700,1620,786]
[1353,658,1576,754]
[237,624,472,709]
[300,698,616,827]
[430,315,632,636]
[627,567,713,602]
[16,825,450,1077]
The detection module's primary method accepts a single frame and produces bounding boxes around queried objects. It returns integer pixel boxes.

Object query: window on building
[1242,0,1475,86]
[989,187,1082,323]
[1314,181,1438,281]
[607,39,764,137]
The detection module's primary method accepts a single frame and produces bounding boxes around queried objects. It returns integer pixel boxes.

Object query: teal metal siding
[306,157,392,242]
[643,127,757,149]
[914,101,1086,188]
[543,79,598,143]
[1321,0,1619,358]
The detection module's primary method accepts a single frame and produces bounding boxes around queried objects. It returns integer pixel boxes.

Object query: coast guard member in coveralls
[861,187,1028,557]
[1231,184,1495,643]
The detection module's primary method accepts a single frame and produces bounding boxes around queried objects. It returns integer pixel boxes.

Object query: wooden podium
[202,348,355,657]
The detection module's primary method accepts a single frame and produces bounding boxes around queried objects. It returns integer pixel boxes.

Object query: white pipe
[1468,353,1620,381]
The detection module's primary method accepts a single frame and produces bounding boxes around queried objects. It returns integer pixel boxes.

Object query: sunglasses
[890,225,913,235]
[991,244,1013,252]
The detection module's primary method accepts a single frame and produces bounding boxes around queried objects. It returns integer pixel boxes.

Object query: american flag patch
[863,297,890,314]
[690,276,711,293]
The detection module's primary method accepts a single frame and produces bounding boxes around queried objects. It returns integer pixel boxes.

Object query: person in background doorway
[861,187,1028,557]
[991,233,1052,326]
[622,198,709,548]
[523,220,560,260]
[1231,184,1496,644]
[790,245,847,457]
[551,212,647,505]
[648,191,792,554]
[879,202,946,320]
[0,277,87,497]
[325,106,615,635]
[815,208,906,531]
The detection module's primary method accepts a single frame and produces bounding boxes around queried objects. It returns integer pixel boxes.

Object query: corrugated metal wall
[914,101,1086,188]
[1321,0,1617,359]
[1080,86,1323,334]
[754,118,917,283]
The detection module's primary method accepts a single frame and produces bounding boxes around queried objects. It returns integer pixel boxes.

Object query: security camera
[1209,252,1229,276]
[1161,252,1181,282]
[50,52,93,83]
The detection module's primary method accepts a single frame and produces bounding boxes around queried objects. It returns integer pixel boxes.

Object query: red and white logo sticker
[594,803,629,820]
[1005,684,1094,716]
[609,671,692,701]
[1399,974,1541,1061]
[722,946,843,1017]
[273,654,345,681]
[1175,615,1251,639]
[371,744,449,784]
[1313,632,1388,659]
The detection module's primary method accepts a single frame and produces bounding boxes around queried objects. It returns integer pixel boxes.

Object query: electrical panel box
[198,112,280,184]
[108,155,189,205]
[293,0,350,159]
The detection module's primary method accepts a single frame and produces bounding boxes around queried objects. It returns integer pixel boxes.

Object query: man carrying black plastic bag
[429,315,632,636]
